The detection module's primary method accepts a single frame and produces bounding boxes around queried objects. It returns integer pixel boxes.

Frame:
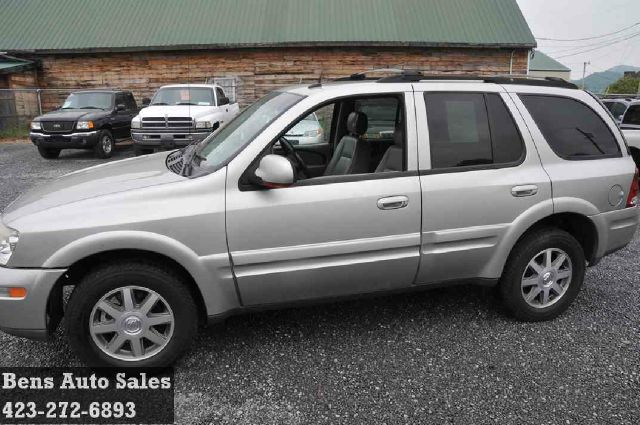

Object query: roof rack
[374,70,578,89]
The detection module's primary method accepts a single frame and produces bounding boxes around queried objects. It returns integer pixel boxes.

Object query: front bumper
[0,266,66,340]
[30,130,100,149]
[591,207,639,262]
[131,130,211,149]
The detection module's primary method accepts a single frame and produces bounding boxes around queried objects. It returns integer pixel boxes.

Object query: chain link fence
[0,88,113,134]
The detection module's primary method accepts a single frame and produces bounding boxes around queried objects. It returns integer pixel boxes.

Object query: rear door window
[519,95,621,159]
[424,93,524,169]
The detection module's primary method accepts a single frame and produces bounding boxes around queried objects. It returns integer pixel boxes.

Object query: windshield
[151,87,215,106]
[191,91,304,174]
[62,92,113,109]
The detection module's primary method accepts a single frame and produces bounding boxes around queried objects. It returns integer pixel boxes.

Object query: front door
[225,92,422,306]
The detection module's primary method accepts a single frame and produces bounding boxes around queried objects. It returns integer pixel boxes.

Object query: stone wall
[17,46,529,110]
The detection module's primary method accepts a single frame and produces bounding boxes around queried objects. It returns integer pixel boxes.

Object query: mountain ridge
[572,65,640,93]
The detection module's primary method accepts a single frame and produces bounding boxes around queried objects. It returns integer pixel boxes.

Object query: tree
[607,76,640,94]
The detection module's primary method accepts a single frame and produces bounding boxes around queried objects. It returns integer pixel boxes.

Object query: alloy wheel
[521,248,573,309]
[102,135,113,154]
[89,286,174,361]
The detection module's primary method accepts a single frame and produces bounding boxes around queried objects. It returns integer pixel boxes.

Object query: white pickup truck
[131,84,239,155]
[621,101,640,166]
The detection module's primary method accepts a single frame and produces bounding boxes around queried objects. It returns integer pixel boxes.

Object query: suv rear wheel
[37,146,61,159]
[94,129,114,159]
[500,227,586,321]
[65,261,198,367]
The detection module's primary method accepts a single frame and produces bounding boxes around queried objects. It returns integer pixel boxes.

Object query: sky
[516,0,640,79]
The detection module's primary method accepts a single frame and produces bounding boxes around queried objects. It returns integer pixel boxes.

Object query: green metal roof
[0,0,536,53]
[530,50,570,72]
[0,57,35,74]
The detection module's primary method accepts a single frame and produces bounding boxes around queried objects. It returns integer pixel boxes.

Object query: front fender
[43,231,240,317]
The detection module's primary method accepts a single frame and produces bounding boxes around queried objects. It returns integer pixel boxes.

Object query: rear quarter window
[519,95,621,160]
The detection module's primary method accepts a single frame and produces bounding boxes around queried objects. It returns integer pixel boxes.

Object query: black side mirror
[219,96,230,106]
[142,97,151,107]
[115,104,126,112]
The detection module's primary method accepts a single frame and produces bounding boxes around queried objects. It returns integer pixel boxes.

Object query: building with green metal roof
[0,0,536,110]
[529,50,571,81]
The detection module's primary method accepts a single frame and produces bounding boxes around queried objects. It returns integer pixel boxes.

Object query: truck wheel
[37,146,61,159]
[65,261,198,367]
[134,146,154,156]
[499,227,585,322]
[94,130,114,159]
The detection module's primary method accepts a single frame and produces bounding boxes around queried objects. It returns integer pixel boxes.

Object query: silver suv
[1,73,638,367]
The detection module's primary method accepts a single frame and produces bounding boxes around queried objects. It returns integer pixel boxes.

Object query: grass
[0,125,29,139]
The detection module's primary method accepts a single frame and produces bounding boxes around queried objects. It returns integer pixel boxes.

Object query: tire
[93,129,114,159]
[37,146,61,159]
[65,261,199,367]
[134,145,154,156]
[499,227,586,322]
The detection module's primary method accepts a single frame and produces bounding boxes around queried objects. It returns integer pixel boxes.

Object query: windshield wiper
[150,102,168,106]
[575,127,605,154]
[177,102,197,105]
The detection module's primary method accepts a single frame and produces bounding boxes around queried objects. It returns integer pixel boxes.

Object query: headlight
[76,121,94,130]
[131,119,141,129]
[30,121,41,130]
[0,225,19,266]
[304,128,323,137]
[195,121,213,129]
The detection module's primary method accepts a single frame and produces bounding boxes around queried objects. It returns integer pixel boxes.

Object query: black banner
[0,368,174,424]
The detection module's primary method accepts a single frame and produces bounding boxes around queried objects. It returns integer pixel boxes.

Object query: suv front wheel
[65,261,198,367]
[500,227,586,321]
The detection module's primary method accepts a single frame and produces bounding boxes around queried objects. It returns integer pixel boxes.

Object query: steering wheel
[278,137,311,179]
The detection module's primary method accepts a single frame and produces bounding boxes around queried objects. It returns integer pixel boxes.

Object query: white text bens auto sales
[1,373,171,390]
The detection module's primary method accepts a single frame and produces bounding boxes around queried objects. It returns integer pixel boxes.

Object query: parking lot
[0,140,639,424]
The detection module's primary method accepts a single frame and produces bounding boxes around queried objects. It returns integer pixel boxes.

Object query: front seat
[375,126,404,172]
[324,111,372,176]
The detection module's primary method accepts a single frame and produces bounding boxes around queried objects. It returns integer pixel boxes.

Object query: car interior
[259,94,406,185]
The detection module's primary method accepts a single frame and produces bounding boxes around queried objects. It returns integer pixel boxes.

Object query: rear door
[413,83,553,284]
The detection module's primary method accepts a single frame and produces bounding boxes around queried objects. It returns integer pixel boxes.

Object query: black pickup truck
[29,90,138,159]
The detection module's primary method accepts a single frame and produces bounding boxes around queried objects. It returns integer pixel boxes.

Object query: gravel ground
[0,141,639,424]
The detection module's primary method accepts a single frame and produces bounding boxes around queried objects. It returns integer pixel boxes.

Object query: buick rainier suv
[1,72,638,367]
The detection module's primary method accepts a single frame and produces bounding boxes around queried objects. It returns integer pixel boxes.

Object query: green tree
[607,76,640,94]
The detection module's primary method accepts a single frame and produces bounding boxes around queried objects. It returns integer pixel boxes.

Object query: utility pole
[582,61,590,90]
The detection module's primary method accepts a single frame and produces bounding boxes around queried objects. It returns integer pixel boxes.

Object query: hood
[2,153,185,224]
[37,109,105,121]
[137,105,216,120]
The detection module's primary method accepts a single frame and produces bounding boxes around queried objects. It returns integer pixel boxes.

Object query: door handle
[377,196,409,210]
[511,185,538,197]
